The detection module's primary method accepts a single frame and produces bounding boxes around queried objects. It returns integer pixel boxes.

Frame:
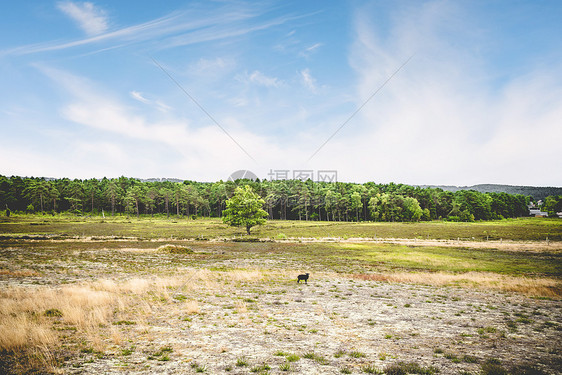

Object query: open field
[1,216,561,374]
[1,215,561,241]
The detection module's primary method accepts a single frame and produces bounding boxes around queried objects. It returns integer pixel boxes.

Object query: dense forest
[421,184,562,202]
[1,175,550,222]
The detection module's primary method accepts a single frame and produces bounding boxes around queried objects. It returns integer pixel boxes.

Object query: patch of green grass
[444,353,458,361]
[478,326,497,335]
[158,244,193,254]
[334,349,346,358]
[3,215,560,242]
[279,363,292,372]
[505,320,518,331]
[285,354,300,362]
[44,308,63,317]
[120,347,134,356]
[148,346,173,360]
[250,363,271,373]
[362,364,383,374]
[480,359,507,375]
[191,362,207,372]
[349,350,366,358]
[303,352,328,365]
[336,242,560,276]
[384,361,438,375]
[113,320,136,325]
[2,218,560,283]
[236,357,249,367]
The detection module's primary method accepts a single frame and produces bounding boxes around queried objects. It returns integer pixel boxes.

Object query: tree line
[0,175,538,222]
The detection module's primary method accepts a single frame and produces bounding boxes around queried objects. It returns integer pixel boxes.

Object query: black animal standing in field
[297,273,309,284]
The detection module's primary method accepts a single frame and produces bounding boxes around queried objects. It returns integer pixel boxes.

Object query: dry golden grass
[0,286,114,352]
[0,268,270,356]
[228,269,266,282]
[110,325,123,345]
[184,300,200,314]
[0,268,40,277]
[0,314,56,351]
[352,271,562,298]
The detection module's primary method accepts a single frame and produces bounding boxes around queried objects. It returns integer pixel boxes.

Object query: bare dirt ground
[71,275,562,375]
[1,240,561,374]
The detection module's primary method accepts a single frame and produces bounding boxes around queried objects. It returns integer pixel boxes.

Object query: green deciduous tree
[125,185,145,218]
[350,191,362,222]
[23,179,50,213]
[105,180,123,216]
[402,196,423,222]
[222,185,268,235]
[65,180,85,213]
[542,195,562,217]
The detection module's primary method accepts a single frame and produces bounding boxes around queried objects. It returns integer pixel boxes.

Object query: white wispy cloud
[336,1,562,185]
[1,3,305,57]
[154,100,172,113]
[130,91,171,112]
[299,42,323,58]
[300,68,317,92]
[190,57,233,75]
[249,70,282,87]
[305,42,322,52]
[57,1,109,36]
[33,65,310,180]
[130,91,150,104]
[237,70,284,88]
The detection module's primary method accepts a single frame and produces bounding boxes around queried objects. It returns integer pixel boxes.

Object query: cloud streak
[242,70,284,88]
[57,1,109,36]
[130,91,171,112]
[1,3,305,58]
[130,91,150,104]
[300,68,317,92]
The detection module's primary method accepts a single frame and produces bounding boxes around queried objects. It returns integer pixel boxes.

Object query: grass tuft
[362,364,383,373]
[236,357,249,367]
[349,350,366,358]
[158,244,193,254]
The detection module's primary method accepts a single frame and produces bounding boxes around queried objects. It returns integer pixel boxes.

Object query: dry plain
[0,217,561,374]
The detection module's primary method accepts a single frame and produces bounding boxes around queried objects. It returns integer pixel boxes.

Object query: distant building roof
[529,209,548,217]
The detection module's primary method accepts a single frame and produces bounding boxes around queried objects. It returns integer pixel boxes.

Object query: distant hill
[419,184,562,201]
[141,178,184,183]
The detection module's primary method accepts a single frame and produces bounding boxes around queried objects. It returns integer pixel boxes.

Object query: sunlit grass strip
[1,215,560,241]
[352,271,561,298]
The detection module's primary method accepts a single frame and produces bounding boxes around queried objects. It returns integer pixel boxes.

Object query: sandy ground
[64,272,561,374]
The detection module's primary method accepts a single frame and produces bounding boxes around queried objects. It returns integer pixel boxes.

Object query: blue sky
[1,1,561,186]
